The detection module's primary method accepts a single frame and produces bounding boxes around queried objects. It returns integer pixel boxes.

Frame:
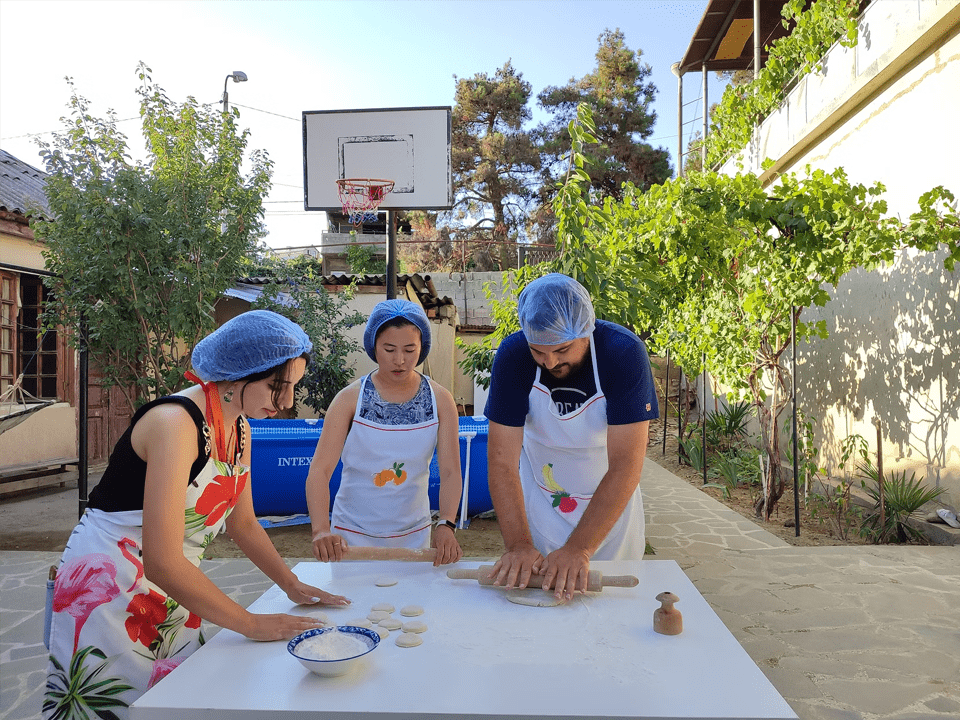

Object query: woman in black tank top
[45,311,351,720]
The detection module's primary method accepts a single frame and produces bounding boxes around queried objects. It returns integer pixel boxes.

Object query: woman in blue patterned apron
[306,299,463,566]
[44,311,350,720]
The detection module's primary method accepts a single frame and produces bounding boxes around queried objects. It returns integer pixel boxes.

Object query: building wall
[1,231,78,473]
[427,272,511,327]
[721,0,960,503]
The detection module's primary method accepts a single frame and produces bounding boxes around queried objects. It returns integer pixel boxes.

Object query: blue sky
[0,0,726,248]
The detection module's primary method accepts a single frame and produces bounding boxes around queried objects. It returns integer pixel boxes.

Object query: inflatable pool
[248,417,492,519]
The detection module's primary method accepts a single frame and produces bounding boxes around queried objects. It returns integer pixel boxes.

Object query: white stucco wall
[720,0,960,503]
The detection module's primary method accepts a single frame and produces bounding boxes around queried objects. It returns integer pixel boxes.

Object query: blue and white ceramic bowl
[288,626,380,677]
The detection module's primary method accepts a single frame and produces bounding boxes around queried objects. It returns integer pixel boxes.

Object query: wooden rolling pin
[341,546,438,562]
[447,565,639,592]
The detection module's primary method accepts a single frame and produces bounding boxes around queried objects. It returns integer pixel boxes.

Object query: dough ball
[346,618,373,628]
[399,605,424,617]
[367,610,390,622]
[506,589,565,607]
[374,626,389,640]
[310,612,330,624]
[378,617,402,631]
[371,602,395,613]
[395,632,423,648]
[375,577,398,587]
[401,620,427,634]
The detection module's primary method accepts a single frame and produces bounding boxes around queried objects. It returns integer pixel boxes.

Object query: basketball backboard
[303,106,452,212]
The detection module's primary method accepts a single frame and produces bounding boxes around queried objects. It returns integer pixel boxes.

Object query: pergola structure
[673,0,828,174]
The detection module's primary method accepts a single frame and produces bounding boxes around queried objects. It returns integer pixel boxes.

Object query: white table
[132,560,797,720]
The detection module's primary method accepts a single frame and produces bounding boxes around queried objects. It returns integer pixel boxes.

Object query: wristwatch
[434,519,457,532]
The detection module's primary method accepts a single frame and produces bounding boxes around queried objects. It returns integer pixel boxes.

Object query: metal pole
[791,306,799,537]
[702,64,709,169]
[672,63,683,178]
[754,0,762,75]
[662,349,670,455]
[702,354,708,485]
[78,318,89,520]
[386,210,398,299]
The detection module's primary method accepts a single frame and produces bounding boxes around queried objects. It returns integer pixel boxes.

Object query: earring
[223,389,234,404]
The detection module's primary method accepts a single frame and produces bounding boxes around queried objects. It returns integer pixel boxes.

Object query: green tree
[34,64,272,407]
[246,257,364,415]
[537,29,672,204]
[451,61,541,270]
[615,167,957,520]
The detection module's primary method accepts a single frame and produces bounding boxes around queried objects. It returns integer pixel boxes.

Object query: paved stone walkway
[2,460,958,720]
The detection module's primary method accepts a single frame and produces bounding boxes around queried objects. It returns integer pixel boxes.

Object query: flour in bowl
[295,630,369,661]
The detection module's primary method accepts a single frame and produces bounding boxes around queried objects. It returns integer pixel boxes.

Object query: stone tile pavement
[2,460,958,720]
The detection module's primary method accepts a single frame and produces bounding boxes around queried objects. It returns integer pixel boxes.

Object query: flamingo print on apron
[518,333,646,560]
[331,374,438,549]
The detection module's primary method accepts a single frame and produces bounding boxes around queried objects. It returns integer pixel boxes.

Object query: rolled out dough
[506,589,565,607]
[378,617,402,630]
[371,602,395,613]
[375,577,399,587]
[400,604,424,617]
[401,620,427,633]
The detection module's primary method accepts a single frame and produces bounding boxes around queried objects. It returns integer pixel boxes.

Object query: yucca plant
[858,462,945,543]
[705,401,752,451]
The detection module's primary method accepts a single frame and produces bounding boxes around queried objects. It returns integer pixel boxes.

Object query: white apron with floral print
[43,455,247,720]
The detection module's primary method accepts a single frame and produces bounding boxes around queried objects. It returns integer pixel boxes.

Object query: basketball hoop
[336,178,395,226]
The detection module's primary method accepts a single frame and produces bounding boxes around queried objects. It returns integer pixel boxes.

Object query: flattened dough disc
[506,589,565,607]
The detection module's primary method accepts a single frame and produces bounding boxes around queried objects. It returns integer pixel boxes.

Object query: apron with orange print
[331,374,438,549]
[518,333,646,561]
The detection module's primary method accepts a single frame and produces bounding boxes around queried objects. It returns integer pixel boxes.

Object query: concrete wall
[0,403,76,466]
[720,0,960,504]
[426,272,511,327]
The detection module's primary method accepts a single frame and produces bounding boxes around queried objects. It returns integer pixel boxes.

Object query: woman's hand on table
[489,544,544,589]
[286,580,351,608]
[242,612,328,642]
[312,531,347,562]
[431,524,463,566]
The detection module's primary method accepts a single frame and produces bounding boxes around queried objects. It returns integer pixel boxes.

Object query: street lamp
[222,71,248,113]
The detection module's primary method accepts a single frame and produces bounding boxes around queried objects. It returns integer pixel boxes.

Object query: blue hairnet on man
[484,273,659,600]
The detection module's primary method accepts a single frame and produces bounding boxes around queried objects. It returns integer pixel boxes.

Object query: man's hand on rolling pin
[312,531,348,562]
[488,543,544,589]
[431,524,463,566]
[541,545,591,601]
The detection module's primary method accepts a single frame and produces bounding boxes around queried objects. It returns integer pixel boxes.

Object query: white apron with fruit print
[330,374,437,549]
[518,332,645,560]
[43,455,247,720]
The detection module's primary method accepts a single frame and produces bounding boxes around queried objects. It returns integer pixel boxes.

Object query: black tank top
[88,396,212,512]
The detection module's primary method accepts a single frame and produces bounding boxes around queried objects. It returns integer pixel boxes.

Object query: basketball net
[336,178,395,226]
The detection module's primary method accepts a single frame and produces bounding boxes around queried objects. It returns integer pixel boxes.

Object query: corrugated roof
[0,149,51,220]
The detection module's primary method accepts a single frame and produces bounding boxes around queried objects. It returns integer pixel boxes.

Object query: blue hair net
[190,310,312,382]
[517,274,596,345]
[364,299,431,366]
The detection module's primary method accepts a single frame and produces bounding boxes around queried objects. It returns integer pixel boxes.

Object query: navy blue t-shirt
[484,320,660,427]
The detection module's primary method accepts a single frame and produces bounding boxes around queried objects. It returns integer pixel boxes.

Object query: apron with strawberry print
[44,444,247,720]
[519,332,646,561]
[331,374,437,549]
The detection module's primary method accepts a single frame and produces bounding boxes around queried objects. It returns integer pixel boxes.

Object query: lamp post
[222,71,248,113]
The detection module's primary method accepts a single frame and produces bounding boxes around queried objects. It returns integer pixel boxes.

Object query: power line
[1,117,140,142]
[229,103,299,122]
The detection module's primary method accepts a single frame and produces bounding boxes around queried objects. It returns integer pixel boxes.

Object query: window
[18,275,59,399]
[0,272,16,395]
